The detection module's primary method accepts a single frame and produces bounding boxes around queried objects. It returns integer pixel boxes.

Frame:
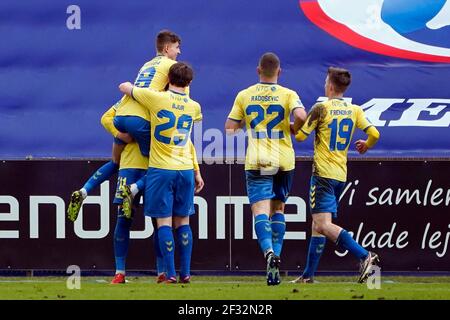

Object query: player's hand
[116,132,133,144]
[119,82,133,96]
[355,140,369,154]
[194,171,204,194]
[289,122,296,135]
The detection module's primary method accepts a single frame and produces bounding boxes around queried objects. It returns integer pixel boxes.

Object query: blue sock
[135,175,146,192]
[176,225,193,278]
[302,236,326,278]
[114,209,132,273]
[158,226,176,278]
[153,225,165,274]
[270,213,285,257]
[254,214,273,255]
[82,160,119,193]
[336,229,369,260]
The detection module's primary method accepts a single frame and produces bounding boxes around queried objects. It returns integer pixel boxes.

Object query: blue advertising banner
[0,0,449,158]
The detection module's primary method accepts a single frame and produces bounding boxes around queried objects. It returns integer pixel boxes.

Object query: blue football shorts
[144,167,195,218]
[245,169,294,205]
[309,175,346,218]
[113,115,150,157]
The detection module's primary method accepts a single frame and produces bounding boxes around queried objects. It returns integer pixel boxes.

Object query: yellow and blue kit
[296,98,380,215]
[131,87,202,217]
[228,82,304,204]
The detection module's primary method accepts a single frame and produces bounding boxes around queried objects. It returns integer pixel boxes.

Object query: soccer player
[291,67,380,284]
[119,62,204,284]
[224,53,307,286]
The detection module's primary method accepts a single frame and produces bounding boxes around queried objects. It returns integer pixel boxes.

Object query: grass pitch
[1,276,449,300]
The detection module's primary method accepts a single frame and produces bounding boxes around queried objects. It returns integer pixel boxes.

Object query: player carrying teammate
[291,67,380,284]
[225,53,307,285]
[67,30,183,284]
[119,62,204,284]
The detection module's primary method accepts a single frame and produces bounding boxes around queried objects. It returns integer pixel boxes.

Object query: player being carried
[225,53,307,286]
[291,67,380,284]
[119,62,204,284]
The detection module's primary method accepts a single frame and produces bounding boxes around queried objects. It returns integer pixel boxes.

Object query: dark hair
[168,62,193,87]
[156,29,181,53]
[328,67,351,93]
[258,52,280,77]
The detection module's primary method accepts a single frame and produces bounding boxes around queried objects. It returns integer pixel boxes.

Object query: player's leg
[291,175,335,284]
[291,220,325,283]
[110,167,146,284]
[173,169,196,284]
[156,217,176,283]
[67,143,120,222]
[152,217,167,283]
[310,176,378,283]
[245,170,280,285]
[270,200,285,257]
[270,169,294,257]
[174,216,192,284]
[114,115,150,157]
[332,181,379,283]
[111,205,133,284]
[145,168,177,283]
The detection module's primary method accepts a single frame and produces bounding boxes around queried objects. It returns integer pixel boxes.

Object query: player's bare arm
[224,118,244,134]
[292,107,307,134]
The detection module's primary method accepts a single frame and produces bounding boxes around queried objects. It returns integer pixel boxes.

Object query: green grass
[1,276,450,300]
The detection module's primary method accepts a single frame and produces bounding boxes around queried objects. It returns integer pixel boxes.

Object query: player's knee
[271,200,284,213]
[313,221,329,235]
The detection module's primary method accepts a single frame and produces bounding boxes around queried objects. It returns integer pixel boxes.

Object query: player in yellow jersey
[119,62,204,284]
[291,67,381,284]
[67,30,185,284]
[225,53,307,286]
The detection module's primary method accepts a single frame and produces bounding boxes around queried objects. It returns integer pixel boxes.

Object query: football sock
[270,213,285,257]
[79,188,87,199]
[254,214,273,254]
[133,175,146,196]
[336,229,369,260]
[153,226,165,275]
[302,236,326,279]
[114,208,132,274]
[176,225,193,277]
[130,184,139,197]
[82,160,119,194]
[158,226,176,278]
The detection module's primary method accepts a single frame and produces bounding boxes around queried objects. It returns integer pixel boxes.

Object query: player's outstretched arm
[355,126,380,154]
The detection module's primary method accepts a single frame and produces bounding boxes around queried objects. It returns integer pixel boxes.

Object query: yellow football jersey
[298,98,373,182]
[114,55,177,121]
[119,142,148,170]
[132,87,202,170]
[228,83,304,171]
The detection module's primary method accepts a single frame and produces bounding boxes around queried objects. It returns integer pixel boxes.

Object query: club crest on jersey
[299,0,450,63]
